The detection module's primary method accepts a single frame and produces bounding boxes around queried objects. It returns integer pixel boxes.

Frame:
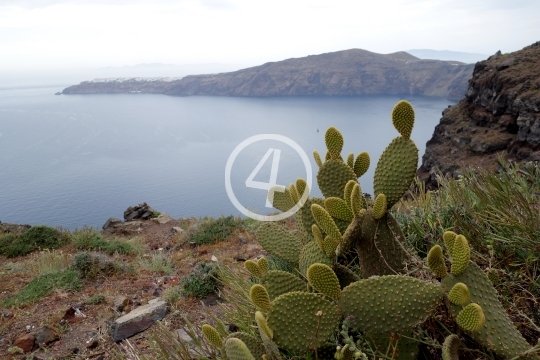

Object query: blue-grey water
[0,87,454,229]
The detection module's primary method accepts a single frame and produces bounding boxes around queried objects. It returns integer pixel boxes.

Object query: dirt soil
[0,217,267,359]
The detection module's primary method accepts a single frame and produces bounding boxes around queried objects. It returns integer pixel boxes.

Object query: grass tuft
[0,225,70,258]
[2,270,82,308]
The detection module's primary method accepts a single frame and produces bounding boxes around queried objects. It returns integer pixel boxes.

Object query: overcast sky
[1,0,539,72]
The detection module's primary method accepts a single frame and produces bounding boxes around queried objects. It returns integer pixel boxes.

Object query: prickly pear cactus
[260,270,307,300]
[429,233,539,360]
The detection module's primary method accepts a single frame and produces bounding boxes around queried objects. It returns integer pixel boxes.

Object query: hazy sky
[1,0,539,72]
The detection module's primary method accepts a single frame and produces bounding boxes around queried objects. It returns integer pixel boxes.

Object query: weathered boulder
[152,212,173,224]
[111,298,168,341]
[124,203,155,221]
[102,217,122,230]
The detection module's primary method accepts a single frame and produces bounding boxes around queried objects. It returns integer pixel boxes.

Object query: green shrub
[71,251,121,278]
[72,227,134,255]
[181,262,220,298]
[2,270,81,307]
[190,216,241,245]
[0,225,69,258]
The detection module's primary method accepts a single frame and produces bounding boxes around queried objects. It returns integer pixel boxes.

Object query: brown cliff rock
[418,41,540,187]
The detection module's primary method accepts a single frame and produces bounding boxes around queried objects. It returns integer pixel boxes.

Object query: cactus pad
[447,283,470,306]
[372,193,387,219]
[268,185,294,212]
[324,197,353,222]
[317,159,357,199]
[307,263,341,299]
[391,100,415,139]
[442,334,460,360]
[256,222,302,266]
[373,137,418,208]
[296,178,308,198]
[354,151,370,178]
[442,261,535,359]
[325,126,344,159]
[224,333,265,360]
[299,240,333,276]
[322,235,338,257]
[267,291,340,354]
[311,204,342,243]
[456,303,484,331]
[260,270,307,300]
[351,183,366,217]
[443,231,457,256]
[427,245,447,278]
[347,152,354,168]
[297,197,325,241]
[255,311,273,339]
[257,257,269,275]
[244,260,263,278]
[339,275,443,333]
[313,150,323,167]
[250,284,272,312]
[289,183,300,203]
[450,235,470,276]
[344,180,356,209]
[224,338,255,360]
[202,324,223,348]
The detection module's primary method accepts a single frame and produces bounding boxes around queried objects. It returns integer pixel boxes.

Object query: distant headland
[61,49,475,101]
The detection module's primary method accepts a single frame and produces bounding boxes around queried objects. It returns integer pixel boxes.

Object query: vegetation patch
[0,225,69,258]
[72,227,134,255]
[2,270,81,308]
[190,216,241,245]
[180,262,220,298]
[71,251,122,278]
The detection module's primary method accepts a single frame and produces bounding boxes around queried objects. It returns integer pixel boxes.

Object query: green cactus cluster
[197,100,539,360]
[428,232,538,359]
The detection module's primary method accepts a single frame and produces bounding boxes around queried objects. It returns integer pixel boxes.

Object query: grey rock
[238,237,248,244]
[124,203,156,221]
[171,226,186,235]
[176,328,195,344]
[153,213,173,224]
[102,217,122,230]
[111,299,168,341]
[34,325,59,345]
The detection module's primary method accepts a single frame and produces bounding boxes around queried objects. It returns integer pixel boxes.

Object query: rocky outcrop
[418,41,540,187]
[63,49,473,100]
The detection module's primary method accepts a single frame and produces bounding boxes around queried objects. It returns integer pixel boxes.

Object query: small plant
[0,225,69,258]
[138,251,174,275]
[152,210,161,218]
[181,262,220,298]
[190,216,241,245]
[28,249,72,277]
[71,251,122,278]
[72,227,134,255]
[86,294,106,305]
[2,270,82,308]
[163,286,183,306]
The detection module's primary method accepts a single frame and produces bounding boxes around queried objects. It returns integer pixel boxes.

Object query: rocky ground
[0,204,269,359]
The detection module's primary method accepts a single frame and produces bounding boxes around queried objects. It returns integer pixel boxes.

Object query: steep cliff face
[164,49,472,100]
[418,41,540,187]
[63,49,473,100]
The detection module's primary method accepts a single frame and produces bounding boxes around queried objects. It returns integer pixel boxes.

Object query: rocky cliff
[417,41,540,187]
[63,49,473,100]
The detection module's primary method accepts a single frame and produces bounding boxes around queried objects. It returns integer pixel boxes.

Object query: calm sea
[0,87,454,229]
